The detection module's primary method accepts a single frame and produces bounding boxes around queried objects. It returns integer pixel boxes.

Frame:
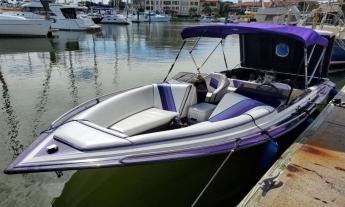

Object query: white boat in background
[254,6,301,25]
[129,12,170,23]
[0,14,50,37]
[199,16,212,23]
[100,14,130,25]
[144,13,170,22]
[7,2,100,31]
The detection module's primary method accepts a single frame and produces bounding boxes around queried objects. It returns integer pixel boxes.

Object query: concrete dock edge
[238,85,345,207]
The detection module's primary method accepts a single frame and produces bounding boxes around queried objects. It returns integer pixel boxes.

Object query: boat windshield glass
[61,8,77,19]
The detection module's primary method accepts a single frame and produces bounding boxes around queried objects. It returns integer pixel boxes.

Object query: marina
[0,0,345,206]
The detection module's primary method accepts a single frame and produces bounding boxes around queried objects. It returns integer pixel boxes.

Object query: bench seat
[110,108,179,136]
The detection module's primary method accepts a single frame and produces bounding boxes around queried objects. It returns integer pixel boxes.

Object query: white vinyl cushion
[54,121,131,150]
[245,105,275,119]
[204,73,230,102]
[110,108,179,136]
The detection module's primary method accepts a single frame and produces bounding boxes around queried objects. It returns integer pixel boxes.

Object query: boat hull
[0,18,50,37]
[51,18,101,31]
[4,81,334,174]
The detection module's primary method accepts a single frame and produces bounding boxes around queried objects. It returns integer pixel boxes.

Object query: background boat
[0,14,50,37]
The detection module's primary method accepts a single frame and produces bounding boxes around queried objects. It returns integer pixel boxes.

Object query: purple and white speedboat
[5,23,336,174]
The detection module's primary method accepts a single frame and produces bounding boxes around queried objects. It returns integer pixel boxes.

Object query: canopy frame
[163,24,330,87]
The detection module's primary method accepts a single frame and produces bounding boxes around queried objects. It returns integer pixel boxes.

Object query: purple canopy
[181,23,328,47]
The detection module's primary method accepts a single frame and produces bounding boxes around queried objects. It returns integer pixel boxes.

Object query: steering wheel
[257,83,280,94]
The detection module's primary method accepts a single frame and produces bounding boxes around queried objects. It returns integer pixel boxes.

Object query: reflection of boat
[0,37,53,53]
[9,2,100,31]
[0,14,50,37]
[5,23,336,174]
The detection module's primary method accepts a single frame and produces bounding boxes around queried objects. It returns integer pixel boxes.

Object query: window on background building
[176,6,179,10]
[194,2,198,5]
[209,2,216,6]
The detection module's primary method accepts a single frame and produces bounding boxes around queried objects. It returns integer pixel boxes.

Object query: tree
[189,7,198,17]
[212,8,219,16]
[202,3,212,16]
[220,2,233,16]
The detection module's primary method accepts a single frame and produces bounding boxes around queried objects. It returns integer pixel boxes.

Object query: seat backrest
[153,83,197,118]
[204,73,230,103]
[75,85,154,127]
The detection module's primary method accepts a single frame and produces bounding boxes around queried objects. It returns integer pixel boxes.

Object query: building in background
[144,0,200,16]
[200,0,219,15]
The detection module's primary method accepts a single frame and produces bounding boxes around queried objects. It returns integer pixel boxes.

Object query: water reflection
[91,36,102,97]
[67,51,79,107]
[0,67,22,158]
[31,60,53,138]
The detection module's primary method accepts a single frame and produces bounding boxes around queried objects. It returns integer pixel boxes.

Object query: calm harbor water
[0,22,345,207]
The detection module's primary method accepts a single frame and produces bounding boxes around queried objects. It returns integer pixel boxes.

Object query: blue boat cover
[181,23,328,47]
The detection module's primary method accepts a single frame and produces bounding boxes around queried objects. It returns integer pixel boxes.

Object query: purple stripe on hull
[209,99,265,122]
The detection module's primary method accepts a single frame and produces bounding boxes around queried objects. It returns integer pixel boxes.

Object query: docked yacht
[0,14,50,37]
[100,14,130,25]
[254,6,301,25]
[9,2,100,31]
[5,23,336,174]
[144,12,170,22]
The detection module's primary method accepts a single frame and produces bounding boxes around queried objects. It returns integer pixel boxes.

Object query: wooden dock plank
[239,86,345,207]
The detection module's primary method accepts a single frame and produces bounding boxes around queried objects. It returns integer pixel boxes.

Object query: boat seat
[54,121,131,150]
[108,83,197,136]
[204,73,230,103]
[110,108,179,136]
[209,92,274,122]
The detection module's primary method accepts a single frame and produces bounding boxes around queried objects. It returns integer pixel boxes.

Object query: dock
[239,86,345,207]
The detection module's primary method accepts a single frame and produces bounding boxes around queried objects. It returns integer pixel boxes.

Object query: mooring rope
[191,138,242,207]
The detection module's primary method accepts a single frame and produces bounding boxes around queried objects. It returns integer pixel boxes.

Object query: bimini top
[181,23,328,47]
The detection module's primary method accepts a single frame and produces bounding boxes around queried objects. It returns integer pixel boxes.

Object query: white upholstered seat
[54,121,131,150]
[209,92,274,122]
[110,108,179,136]
[204,73,230,103]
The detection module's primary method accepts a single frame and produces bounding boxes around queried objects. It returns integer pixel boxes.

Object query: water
[0,22,344,207]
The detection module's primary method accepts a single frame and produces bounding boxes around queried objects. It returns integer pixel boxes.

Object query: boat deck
[239,85,345,207]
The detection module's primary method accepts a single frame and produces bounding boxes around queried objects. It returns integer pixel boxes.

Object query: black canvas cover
[239,33,334,78]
